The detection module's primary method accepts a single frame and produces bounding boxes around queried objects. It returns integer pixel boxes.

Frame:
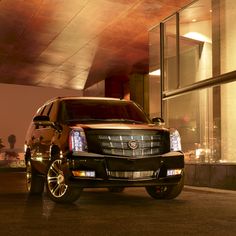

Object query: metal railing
[163,70,236,100]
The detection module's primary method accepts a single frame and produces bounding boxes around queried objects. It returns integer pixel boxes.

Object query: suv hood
[70,123,167,131]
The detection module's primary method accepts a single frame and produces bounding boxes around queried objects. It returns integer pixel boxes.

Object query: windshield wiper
[106,119,144,124]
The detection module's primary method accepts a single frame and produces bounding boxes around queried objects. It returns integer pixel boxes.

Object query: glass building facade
[149,0,236,188]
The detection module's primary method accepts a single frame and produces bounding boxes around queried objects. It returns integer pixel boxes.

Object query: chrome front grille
[98,134,162,156]
[108,171,154,179]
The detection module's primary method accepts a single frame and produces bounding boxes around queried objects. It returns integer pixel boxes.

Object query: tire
[46,159,82,203]
[26,161,45,195]
[145,174,184,200]
[108,187,125,193]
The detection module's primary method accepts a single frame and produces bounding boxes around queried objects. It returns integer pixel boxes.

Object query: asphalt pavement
[0,171,236,236]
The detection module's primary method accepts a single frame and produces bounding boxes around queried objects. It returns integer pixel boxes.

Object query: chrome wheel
[25,160,44,194]
[47,159,68,198]
[46,158,82,203]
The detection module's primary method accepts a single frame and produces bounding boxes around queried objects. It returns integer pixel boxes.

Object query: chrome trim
[108,171,154,179]
[98,134,162,156]
[128,140,139,150]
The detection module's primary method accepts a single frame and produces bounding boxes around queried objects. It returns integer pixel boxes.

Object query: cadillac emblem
[128,140,139,150]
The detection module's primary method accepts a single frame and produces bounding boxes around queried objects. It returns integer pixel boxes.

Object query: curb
[184,185,236,194]
[0,167,25,172]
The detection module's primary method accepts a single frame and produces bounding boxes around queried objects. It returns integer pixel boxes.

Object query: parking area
[0,171,236,236]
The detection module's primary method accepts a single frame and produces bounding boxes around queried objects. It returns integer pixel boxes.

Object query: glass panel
[220,0,236,163]
[179,0,212,87]
[149,0,236,164]
[149,25,160,75]
[164,88,215,163]
[221,81,236,163]
[149,25,161,118]
[163,15,178,91]
[220,0,236,73]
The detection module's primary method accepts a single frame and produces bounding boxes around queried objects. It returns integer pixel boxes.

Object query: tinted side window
[48,101,59,122]
[41,102,54,119]
[57,101,68,124]
[35,106,45,116]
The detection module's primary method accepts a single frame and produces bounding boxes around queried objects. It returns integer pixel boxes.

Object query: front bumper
[66,151,184,188]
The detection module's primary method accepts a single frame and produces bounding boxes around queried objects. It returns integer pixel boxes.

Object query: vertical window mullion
[176,12,180,89]
[160,22,165,118]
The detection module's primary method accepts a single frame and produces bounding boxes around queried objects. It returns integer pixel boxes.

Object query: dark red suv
[24,97,184,203]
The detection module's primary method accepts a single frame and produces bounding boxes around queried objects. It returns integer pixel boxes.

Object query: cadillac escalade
[24,97,184,203]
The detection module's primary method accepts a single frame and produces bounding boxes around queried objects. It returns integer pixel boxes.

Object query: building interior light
[183,32,212,43]
[149,69,161,76]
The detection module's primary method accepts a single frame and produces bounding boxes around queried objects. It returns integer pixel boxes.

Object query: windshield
[59,99,151,124]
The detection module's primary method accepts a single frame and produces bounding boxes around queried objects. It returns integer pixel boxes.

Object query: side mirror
[33,115,62,133]
[152,117,165,125]
[33,115,53,128]
[33,115,50,122]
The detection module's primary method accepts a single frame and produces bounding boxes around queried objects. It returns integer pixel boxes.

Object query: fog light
[72,170,95,178]
[167,169,182,176]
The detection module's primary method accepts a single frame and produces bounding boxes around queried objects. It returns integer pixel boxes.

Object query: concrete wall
[0,83,82,148]
[83,80,105,97]
[185,163,236,190]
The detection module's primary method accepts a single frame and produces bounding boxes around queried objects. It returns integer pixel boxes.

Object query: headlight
[167,169,182,176]
[170,129,182,151]
[69,129,87,152]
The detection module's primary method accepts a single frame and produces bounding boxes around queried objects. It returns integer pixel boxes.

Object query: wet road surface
[0,172,236,236]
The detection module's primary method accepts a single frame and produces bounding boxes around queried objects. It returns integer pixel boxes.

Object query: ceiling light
[149,69,161,76]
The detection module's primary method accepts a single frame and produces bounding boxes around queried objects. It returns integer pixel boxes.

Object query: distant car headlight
[69,129,87,152]
[170,129,182,151]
